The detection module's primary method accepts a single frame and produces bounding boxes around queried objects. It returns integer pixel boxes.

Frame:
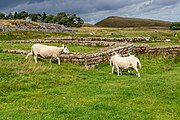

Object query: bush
[170,22,180,30]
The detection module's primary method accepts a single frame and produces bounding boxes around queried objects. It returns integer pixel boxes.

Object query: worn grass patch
[0,53,179,120]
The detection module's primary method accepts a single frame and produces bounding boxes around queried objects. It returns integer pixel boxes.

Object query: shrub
[170,22,180,30]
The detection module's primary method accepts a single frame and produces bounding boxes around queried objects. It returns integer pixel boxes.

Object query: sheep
[110,52,131,73]
[90,32,96,35]
[110,53,141,77]
[25,44,70,65]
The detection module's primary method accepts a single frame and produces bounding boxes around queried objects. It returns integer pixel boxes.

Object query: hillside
[95,16,171,28]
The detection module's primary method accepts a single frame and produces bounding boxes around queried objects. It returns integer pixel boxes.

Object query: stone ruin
[0,22,77,34]
[2,37,135,68]
[134,44,180,56]
[2,37,180,68]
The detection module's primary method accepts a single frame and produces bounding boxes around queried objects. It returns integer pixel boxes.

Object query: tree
[62,14,84,27]
[44,15,54,23]
[170,22,180,30]
[50,12,84,27]
[52,12,67,24]
[41,12,47,22]
[18,11,29,19]
[0,12,5,19]
[13,12,18,19]
[6,12,14,19]
[74,16,84,27]
[29,13,39,22]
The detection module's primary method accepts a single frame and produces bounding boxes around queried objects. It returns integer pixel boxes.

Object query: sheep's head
[62,44,70,54]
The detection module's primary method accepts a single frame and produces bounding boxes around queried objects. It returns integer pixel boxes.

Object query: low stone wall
[3,37,151,44]
[134,44,180,55]
[0,23,77,34]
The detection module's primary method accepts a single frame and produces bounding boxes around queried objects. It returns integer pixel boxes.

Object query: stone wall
[2,37,179,68]
[0,23,77,34]
[134,44,180,55]
[3,37,151,44]
[2,38,134,68]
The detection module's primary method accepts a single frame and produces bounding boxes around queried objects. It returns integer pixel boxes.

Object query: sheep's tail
[137,58,141,69]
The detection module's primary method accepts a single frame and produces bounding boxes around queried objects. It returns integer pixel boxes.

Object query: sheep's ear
[62,44,65,48]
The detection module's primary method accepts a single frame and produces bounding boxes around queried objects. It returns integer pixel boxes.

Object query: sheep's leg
[134,67,140,77]
[49,57,52,63]
[116,66,120,76]
[57,57,60,65]
[119,69,122,75]
[34,55,38,63]
[112,65,115,74]
[25,51,33,59]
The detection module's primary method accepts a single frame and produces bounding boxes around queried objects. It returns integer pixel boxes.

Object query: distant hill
[82,23,95,27]
[95,16,171,28]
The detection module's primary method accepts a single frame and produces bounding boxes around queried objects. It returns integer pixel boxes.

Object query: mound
[95,16,171,28]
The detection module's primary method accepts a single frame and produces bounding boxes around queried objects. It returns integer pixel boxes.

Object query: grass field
[0,26,180,119]
[0,27,180,42]
[0,52,180,120]
[0,43,103,53]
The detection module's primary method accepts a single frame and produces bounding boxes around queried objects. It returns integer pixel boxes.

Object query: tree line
[0,11,84,27]
[170,22,180,30]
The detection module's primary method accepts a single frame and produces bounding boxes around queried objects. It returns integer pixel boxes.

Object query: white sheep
[90,32,96,35]
[25,44,70,65]
[110,53,141,77]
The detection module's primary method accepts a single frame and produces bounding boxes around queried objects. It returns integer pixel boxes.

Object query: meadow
[0,27,180,120]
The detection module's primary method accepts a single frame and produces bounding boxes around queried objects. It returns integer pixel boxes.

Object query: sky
[0,0,180,24]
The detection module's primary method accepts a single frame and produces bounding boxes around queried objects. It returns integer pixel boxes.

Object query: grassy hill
[95,16,171,28]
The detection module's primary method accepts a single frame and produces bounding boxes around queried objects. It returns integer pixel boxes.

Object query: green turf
[0,53,179,120]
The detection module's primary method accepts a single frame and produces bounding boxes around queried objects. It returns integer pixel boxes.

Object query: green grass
[0,43,103,53]
[1,27,180,42]
[0,27,180,119]
[76,27,180,42]
[0,30,72,41]
[0,53,179,120]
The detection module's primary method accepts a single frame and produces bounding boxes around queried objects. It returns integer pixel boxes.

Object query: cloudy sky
[0,0,179,24]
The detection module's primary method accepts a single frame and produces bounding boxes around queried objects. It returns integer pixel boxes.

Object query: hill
[82,23,95,27]
[95,16,171,28]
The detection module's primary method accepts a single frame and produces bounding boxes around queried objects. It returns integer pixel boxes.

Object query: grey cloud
[0,0,26,10]
[28,0,47,3]
[0,0,180,23]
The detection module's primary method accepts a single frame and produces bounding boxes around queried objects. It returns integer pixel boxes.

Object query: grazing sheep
[110,53,141,77]
[25,44,70,65]
[90,32,96,35]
